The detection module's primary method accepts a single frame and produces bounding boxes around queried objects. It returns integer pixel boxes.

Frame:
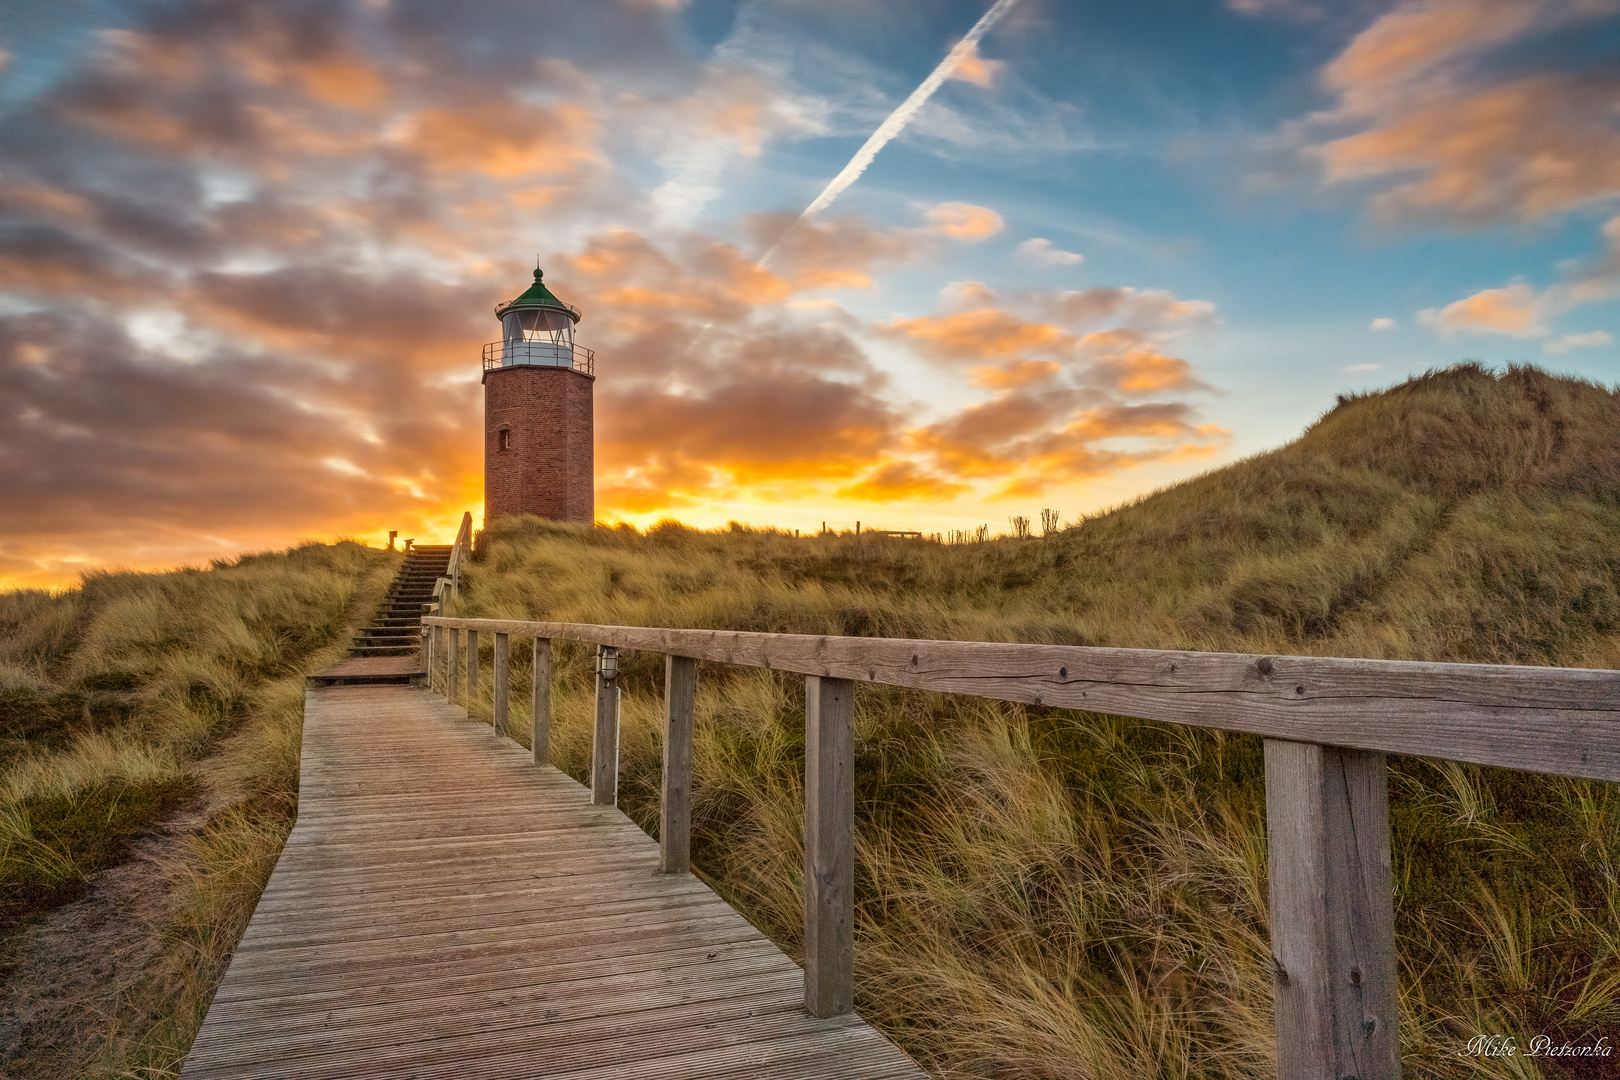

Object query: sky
[2,0,1618,590]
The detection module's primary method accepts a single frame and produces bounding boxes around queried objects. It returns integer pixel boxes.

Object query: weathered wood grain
[445,627,458,707]
[425,617,1620,782]
[1265,740,1399,1080]
[661,655,696,874]
[464,628,478,718]
[180,684,923,1079]
[804,675,855,1018]
[492,632,509,737]
[592,647,617,807]
[533,637,551,766]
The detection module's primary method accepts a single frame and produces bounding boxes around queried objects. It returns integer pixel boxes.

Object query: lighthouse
[482,268,595,525]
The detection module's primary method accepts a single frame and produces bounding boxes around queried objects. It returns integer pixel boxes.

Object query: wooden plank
[804,675,854,1018]
[533,637,552,766]
[1265,740,1399,1080]
[182,683,924,1079]
[492,632,509,737]
[424,617,1620,782]
[465,627,479,717]
[661,655,697,874]
[592,646,617,807]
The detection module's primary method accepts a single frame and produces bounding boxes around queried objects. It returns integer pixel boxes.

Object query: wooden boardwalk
[181,685,925,1079]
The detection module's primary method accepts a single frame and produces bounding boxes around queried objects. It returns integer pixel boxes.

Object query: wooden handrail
[422,613,1620,1080]
[445,511,473,602]
[424,617,1620,782]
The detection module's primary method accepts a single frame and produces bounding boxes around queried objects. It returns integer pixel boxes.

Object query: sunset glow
[3,0,1617,589]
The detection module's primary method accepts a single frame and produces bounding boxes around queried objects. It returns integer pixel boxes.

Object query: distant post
[465,629,479,717]
[661,655,697,873]
[804,675,855,1017]
[591,645,619,805]
[1265,740,1399,1080]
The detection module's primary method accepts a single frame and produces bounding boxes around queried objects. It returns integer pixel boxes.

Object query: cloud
[404,99,601,177]
[1345,363,1381,371]
[876,283,1223,496]
[837,461,970,502]
[946,40,1005,89]
[1417,281,1555,337]
[648,64,827,223]
[1543,330,1612,354]
[1016,237,1082,265]
[1369,317,1395,330]
[1266,0,1620,228]
[746,211,923,290]
[925,201,1004,240]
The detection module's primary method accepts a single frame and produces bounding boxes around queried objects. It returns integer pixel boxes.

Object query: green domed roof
[495,269,581,322]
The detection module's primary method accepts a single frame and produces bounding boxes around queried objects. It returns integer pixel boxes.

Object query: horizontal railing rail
[482,339,595,376]
[419,613,1620,1080]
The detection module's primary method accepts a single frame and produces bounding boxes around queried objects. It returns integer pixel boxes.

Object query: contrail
[757,0,1021,270]
[682,0,1018,356]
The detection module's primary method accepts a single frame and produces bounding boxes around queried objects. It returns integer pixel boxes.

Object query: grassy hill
[2,363,1617,1078]
[448,365,1620,1079]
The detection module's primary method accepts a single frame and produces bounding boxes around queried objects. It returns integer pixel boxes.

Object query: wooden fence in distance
[420,615,1620,1080]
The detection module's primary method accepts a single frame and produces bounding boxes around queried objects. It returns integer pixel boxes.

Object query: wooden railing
[446,511,473,601]
[419,615,1620,1080]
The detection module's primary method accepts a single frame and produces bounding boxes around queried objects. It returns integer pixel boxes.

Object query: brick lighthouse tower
[482,268,595,524]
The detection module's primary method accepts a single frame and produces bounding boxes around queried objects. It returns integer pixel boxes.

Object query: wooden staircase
[306,544,454,689]
[349,545,452,658]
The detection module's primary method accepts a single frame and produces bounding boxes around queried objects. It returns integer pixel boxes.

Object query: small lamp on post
[591,645,620,805]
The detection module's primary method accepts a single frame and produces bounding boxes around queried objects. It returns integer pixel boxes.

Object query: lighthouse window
[499,429,511,450]
[502,309,574,344]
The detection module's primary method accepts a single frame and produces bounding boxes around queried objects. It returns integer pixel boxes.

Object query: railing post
[591,645,619,806]
[804,675,855,1018]
[427,625,439,690]
[446,628,459,706]
[1264,740,1400,1080]
[661,655,697,874]
[465,628,479,717]
[493,632,510,738]
[532,638,552,766]
[430,625,439,692]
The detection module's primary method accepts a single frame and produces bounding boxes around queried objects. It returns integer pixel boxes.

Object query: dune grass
[444,365,1620,1078]
[0,540,394,1078]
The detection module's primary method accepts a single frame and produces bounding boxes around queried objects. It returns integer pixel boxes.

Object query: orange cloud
[300,58,387,110]
[1288,0,1620,225]
[747,212,922,292]
[838,461,970,503]
[925,201,1004,240]
[947,40,1005,89]
[1417,282,1552,337]
[968,360,1062,388]
[406,99,599,177]
[885,308,1069,361]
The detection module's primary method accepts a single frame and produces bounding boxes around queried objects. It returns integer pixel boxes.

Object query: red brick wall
[483,365,594,524]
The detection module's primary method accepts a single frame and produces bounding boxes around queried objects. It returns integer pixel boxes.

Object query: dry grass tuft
[0,539,394,1078]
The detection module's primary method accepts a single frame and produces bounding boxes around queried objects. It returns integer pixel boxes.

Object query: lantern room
[483,268,595,376]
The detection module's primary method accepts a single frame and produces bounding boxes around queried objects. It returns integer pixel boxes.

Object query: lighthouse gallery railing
[483,339,595,376]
